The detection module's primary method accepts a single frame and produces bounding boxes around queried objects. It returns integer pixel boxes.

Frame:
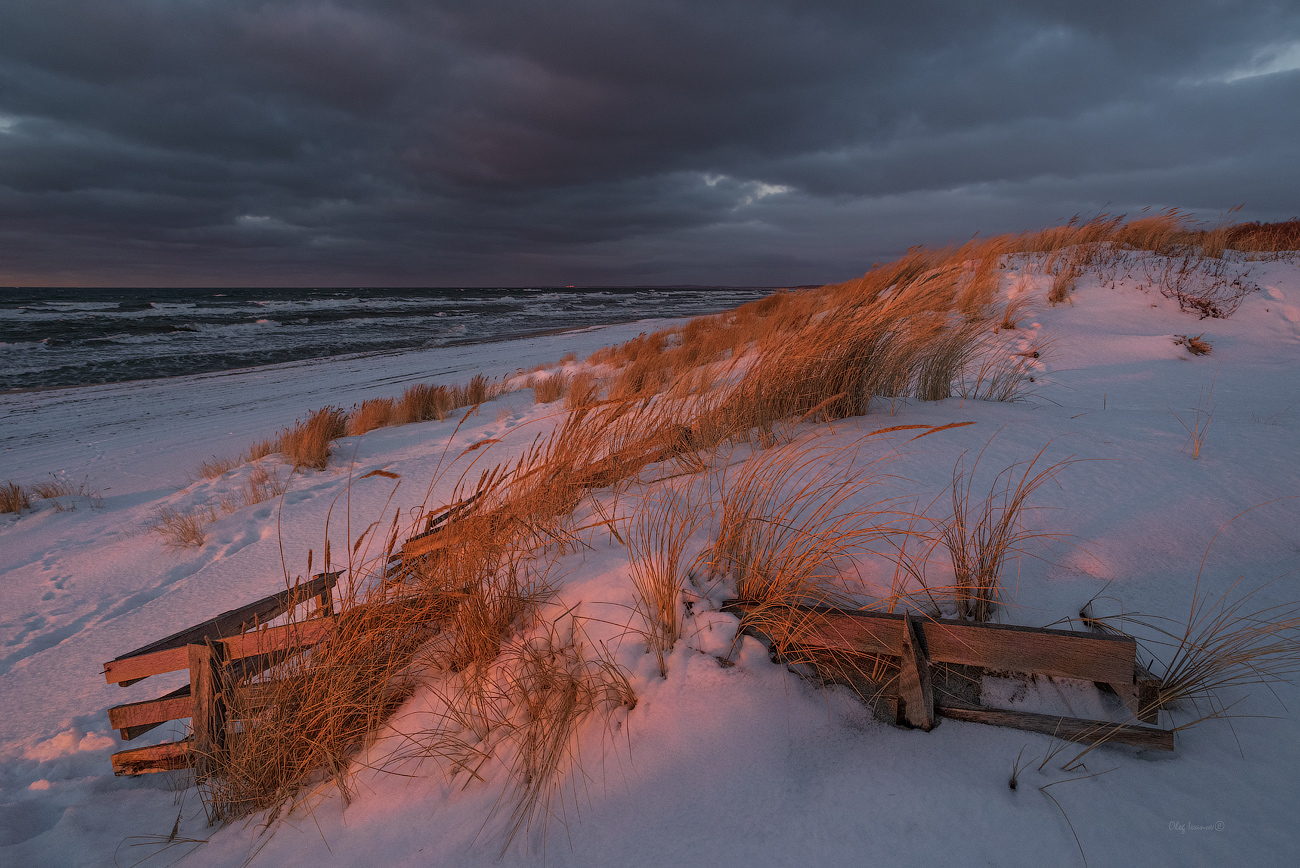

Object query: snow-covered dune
[2,262,1299,867]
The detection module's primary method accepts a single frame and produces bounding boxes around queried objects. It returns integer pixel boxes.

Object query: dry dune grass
[565,371,601,410]
[2,477,102,513]
[279,407,349,471]
[708,435,900,612]
[200,425,645,836]
[530,372,569,404]
[347,397,399,436]
[628,488,704,676]
[178,210,1300,843]
[941,445,1073,622]
[1,481,31,513]
[148,464,287,548]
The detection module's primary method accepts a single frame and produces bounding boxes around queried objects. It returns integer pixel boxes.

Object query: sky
[1,0,1298,288]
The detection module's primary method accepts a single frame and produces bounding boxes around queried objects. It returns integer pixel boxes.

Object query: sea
[0,285,775,392]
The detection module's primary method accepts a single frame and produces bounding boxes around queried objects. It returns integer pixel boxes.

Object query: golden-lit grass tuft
[1,481,31,514]
[941,445,1073,622]
[398,383,454,423]
[708,434,900,618]
[564,372,601,410]
[531,372,569,404]
[347,397,398,436]
[278,407,348,471]
[628,487,703,676]
[1048,264,1079,305]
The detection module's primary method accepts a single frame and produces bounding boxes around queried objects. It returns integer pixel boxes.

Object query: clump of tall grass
[398,383,454,423]
[148,504,216,548]
[1,481,31,513]
[493,623,636,851]
[940,445,1073,622]
[708,434,900,616]
[531,372,569,404]
[565,372,601,410]
[3,476,105,512]
[278,406,348,471]
[1048,264,1079,305]
[628,487,704,676]
[347,397,398,436]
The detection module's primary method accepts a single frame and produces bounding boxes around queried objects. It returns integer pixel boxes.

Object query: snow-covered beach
[3,254,1300,867]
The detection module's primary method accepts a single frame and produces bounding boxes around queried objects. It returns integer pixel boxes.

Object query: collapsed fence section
[723,601,1173,751]
[103,572,339,776]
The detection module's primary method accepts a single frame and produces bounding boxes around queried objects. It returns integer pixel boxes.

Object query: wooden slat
[104,618,336,685]
[401,532,454,560]
[189,642,226,777]
[107,572,340,686]
[103,646,190,686]
[936,700,1174,751]
[221,617,335,661]
[111,739,193,776]
[1136,662,1161,725]
[898,612,935,730]
[922,619,1135,685]
[723,602,1137,686]
[109,684,192,740]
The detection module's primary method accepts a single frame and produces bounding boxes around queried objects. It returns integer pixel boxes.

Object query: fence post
[899,612,935,731]
[189,640,228,778]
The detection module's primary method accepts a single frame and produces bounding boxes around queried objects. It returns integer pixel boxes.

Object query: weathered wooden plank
[722,602,1137,686]
[898,612,935,731]
[936,700,1174,751]
[401,532,454,560]
[922,619,1135,685]
[104,618,335,685]
[1136,662,1161,725]
[107,572,340,686]
[103,646,191,686]
[109,684,192,740]
[189,642,226,777]
[221,618,335,661]
[111,739,193,776]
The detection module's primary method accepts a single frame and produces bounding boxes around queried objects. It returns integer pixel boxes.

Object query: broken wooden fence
[103,572,339,776]
[723,600,1173,751]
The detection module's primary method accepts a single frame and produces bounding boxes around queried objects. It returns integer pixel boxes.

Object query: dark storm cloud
[0,0,1297,286]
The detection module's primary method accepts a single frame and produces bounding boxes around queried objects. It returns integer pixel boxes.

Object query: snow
[2,263,1299,867]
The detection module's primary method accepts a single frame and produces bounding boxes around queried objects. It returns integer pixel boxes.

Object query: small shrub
[278,406,348,471]
[1,482,31,514]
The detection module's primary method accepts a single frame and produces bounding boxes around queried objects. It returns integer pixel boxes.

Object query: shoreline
[0,316,691,496]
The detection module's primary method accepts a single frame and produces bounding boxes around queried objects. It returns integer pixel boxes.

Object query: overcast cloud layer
[1,1,1298,287]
